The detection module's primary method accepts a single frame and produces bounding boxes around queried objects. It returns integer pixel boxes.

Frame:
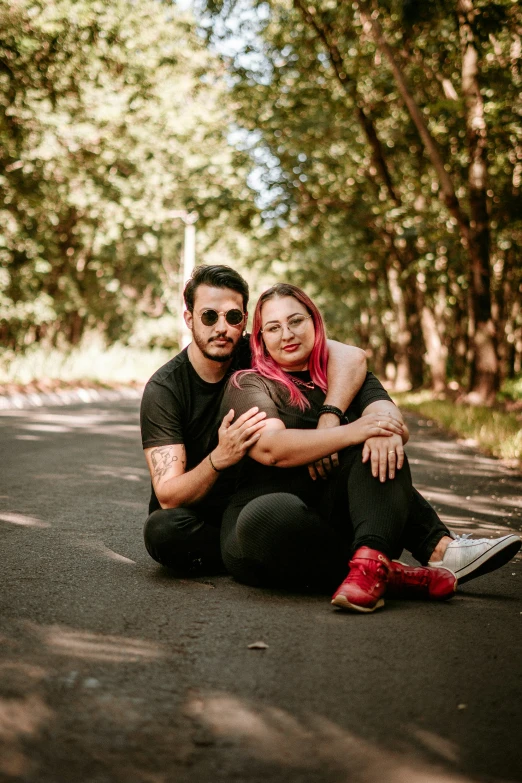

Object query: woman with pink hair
[219,283,457,613]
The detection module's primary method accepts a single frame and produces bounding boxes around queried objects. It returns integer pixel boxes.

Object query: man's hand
[362,433,404,482]
[308,412,340,480]
[211,407,267,470]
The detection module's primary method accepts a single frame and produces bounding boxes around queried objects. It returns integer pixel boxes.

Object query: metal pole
[183,221,196,283]
[167,210,198,349]
[180,212,198,348]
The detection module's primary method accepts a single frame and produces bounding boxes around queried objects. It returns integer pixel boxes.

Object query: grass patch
[0,334,171,391]
[394,390,522,466]
[499,374,522,402]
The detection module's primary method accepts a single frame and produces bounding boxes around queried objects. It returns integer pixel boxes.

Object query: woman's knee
[236,493,310,545]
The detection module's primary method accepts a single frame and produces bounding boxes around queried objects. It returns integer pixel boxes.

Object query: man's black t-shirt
[140,337,251,514]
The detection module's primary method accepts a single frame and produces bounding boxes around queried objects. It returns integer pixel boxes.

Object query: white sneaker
[429,533,521,584]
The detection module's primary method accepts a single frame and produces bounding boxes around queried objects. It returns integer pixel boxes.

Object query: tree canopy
[2,0,521,403]
[0,0,255,350]
[199,0,522,401]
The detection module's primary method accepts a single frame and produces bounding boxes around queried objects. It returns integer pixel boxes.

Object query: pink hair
[233,283,329,411]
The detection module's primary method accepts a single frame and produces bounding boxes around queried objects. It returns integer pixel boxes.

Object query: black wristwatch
[318,405,348,423]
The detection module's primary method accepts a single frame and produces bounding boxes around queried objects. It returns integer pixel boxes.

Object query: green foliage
[199,0,522,389]
[0,333,170,386]
[0,0,256,350]
[498,374,522,402]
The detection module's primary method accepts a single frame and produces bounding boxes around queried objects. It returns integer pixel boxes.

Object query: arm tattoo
[150,447,179,480]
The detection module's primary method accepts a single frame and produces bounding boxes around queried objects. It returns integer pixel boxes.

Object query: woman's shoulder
[228,370,277,394]
[222,371,283,421]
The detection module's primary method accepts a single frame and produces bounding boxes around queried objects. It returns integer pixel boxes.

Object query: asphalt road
[1,399,521,783]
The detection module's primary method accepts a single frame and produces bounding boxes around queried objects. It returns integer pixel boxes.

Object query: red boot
[387,561,457,600]
[331,547,391,613]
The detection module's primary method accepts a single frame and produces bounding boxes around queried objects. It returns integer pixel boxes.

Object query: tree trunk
[414,274,447,392]
[421,306,447,393]
[458,0,499,403]
[354,0,500,403]
[386,261,412,390]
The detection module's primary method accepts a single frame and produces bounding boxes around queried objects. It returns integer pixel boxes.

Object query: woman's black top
[221,370,392,511]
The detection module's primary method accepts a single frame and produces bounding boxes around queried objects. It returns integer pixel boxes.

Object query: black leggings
[221,447,414,588]
[143,453,449,585]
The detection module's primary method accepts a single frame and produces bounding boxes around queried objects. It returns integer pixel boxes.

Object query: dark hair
[183,265,249,312]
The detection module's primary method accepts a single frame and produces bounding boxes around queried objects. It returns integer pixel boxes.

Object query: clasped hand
[308,411,404,481]
[212,407,267,471]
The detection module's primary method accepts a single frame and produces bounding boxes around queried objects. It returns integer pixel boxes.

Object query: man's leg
[144,507,222,574]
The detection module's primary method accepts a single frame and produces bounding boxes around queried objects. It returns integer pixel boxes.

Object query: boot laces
[353,561,387,592]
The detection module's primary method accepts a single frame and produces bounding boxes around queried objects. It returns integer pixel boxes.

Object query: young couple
[140,265,520,613]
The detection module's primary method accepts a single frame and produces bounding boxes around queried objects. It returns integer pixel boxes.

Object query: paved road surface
[1,400,521,783]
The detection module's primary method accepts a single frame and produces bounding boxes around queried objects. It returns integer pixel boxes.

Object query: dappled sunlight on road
[0,401,519,782]
[0,632,191,783]
[29,623,166,664]
[0,663,53,779]
[416,487,519,519]
[0,512,50,529]
[2,407,140,440]
[31,463,148,485]
[405,426,522,535]
[185,690,475,783]
[86,464,149,482]
[72,538,136,564]
[21,423,71,433]
[410,728,460,764]
[410,450,517,478]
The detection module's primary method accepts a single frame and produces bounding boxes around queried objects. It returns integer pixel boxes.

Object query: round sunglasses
[198,308,245,327]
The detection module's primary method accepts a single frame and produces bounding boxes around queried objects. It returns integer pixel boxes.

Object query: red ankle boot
[331,547,391,613]
[387,561,457,600]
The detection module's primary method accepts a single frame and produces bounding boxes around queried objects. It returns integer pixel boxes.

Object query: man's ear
[184,310,193,330]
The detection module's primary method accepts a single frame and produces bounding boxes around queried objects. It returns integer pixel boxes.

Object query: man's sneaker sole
[331,595,385,613]
[432,535,521,584]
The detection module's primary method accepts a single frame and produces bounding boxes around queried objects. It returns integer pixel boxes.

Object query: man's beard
[192,330,239,363]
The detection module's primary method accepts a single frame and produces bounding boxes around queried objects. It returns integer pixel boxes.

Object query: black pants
[222,448,414,588]
[144,450,450,586]
[144,505,224,575]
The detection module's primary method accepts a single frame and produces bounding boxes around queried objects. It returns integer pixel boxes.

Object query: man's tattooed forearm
[150,447,178,479]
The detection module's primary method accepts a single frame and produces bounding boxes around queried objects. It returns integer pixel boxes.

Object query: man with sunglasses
[140,264,369,573]
[140,264,520,581]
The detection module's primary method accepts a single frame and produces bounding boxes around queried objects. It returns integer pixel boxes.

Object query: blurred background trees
[1,0,521,403]
[200,0,522,402]
[0,0,255,355]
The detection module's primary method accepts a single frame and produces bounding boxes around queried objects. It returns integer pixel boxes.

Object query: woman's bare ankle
[430,536,453,562]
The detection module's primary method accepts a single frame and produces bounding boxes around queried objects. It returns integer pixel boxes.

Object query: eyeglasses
[198,308,245,327]
[260,314,313,339]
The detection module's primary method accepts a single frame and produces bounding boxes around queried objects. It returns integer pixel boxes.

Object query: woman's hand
[345,413,403,446]
[362,433,405,482]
